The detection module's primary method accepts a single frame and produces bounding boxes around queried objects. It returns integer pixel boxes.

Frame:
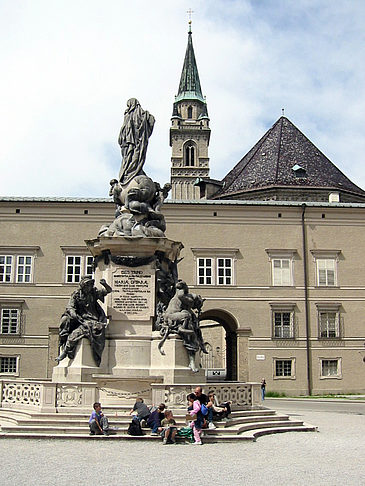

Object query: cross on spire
[187,8,194,32]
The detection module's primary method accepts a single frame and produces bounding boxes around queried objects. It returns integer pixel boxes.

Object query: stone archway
[199,309,239,381]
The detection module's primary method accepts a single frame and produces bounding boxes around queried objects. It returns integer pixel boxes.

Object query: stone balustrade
[151,382,261,409]
[0,379,261,412]
[0,379,96,413]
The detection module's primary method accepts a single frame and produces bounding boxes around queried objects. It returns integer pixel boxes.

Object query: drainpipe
[301,203,312,396]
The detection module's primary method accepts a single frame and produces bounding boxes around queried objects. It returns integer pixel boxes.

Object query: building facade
[1,197,365,394]
[0,27,364,395]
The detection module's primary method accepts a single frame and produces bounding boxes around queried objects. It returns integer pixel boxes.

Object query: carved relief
[56,385,83,407]
[159,384,252,408]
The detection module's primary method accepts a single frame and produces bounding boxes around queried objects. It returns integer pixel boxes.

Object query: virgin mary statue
[118,98,155,186]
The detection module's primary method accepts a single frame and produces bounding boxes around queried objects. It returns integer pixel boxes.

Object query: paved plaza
[0,399,364,486]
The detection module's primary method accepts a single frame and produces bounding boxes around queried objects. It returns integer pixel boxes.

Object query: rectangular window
[217,258,232,285]
[321,359,340,377]
[0,255,13,282]
[85,256,94,277]
[197,258,213,285]
[319,312,340,338]
[275,359,293,377]
[0,254,33,283]
[317,259,336,286]
[0,309,20,334]
[66,255,94,283]
[272,259,291,286]
[274,312,293,338]
[16,256,33,283]
[0,356,18,373]
[193,249,237,286]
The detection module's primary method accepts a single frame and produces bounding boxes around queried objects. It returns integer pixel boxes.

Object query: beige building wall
[0,198,364,395]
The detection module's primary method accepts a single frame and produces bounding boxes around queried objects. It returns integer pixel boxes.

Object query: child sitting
[160,410,177,444]
[89,402,109,436]
[187,393,204,445]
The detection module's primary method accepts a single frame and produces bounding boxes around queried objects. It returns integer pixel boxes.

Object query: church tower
[170,22,210,200]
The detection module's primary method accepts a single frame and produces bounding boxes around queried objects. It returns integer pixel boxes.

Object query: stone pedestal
[52,339,102,383]
[150,332,204,383]
[52,236,206,404]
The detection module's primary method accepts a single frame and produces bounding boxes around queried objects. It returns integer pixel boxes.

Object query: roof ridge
[274,117,284,183]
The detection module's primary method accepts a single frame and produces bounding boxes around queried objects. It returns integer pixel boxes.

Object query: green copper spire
[175,24,205,103]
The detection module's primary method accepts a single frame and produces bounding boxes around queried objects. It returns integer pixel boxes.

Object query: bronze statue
[158,280,207,372]
[55,277,112,366]
[118,98,155,186]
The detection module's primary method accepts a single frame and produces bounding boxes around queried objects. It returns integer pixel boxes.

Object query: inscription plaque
[111,266,154,320]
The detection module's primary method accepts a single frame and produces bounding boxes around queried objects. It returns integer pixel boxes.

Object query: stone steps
[0,418,299,435]
[0,407,317,441]
[12,412,283,428]
[0,424,317,442]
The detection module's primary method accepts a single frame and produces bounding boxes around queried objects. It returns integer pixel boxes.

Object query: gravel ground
[0,403,364,486]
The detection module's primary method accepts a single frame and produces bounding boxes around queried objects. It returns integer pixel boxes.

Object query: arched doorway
[199,309,238,381]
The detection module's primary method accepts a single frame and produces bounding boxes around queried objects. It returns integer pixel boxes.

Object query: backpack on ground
[127,418,144,436]
[177,426,194,443]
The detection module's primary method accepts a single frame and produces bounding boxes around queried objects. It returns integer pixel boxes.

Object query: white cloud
[0,0,364,197]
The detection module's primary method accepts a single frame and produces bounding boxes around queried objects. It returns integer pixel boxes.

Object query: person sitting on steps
[160,410,178,444]
[130,397,150,426]
[147,403,166,436]
[207,391,232,424]
[89,402,109,436]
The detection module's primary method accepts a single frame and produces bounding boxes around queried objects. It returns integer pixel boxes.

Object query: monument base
[150,332,205,384]
[52,339,102,383]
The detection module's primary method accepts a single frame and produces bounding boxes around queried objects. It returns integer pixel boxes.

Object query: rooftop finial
[282,108,285,116]
[187,8,194,33]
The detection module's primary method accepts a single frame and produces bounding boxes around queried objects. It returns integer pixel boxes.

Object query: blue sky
[0,0,364,197]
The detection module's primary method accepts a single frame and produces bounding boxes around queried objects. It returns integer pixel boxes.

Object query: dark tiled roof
[213,117,365,199]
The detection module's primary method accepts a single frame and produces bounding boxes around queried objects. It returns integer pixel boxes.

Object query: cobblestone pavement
[0,401,364,486]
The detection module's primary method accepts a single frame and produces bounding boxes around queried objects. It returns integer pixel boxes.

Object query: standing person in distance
[261,378,266,401]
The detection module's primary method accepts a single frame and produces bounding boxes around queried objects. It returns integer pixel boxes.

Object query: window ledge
[270,285,295,288]
[196,284,236,288]
[0,283,35,286]
[318,337,342,341]
[272,337,296,341]
[320,376,342,380]
[314,286,339,289]
[273,376,296,380]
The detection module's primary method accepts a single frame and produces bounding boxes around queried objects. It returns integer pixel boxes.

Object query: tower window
[184,141,196,166]
[187,106,193,119]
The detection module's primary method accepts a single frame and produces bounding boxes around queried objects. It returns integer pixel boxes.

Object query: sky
[0,0,364,198]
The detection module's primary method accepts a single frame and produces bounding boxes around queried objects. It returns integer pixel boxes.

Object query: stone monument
[52,98,208,406]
